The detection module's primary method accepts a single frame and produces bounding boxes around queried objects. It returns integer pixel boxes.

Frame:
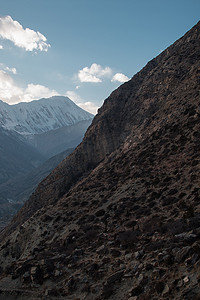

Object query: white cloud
[78,63,112,83]
[66,90,83,103]
[5,66,17,74]
[77,101,99,115]
[0,16,50,52]
[0,70,59,104]
[0,70,23,103]
[66,90,99,115]
[0,63,17,74]
[0,45,3,49]
[111,73,130,83]
[22,84,59,102]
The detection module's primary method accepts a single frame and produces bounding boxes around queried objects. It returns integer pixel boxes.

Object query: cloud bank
[0,70,58,104]
[111,72,130,83]
[78,63,112,83]
[0,16,50,51]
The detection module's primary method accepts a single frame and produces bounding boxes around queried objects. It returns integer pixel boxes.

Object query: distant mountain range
[0,96,93,223]
[0,96,93,157]
[0,96,92,135]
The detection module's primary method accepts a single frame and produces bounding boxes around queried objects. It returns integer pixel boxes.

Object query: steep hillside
[0,21,200,300]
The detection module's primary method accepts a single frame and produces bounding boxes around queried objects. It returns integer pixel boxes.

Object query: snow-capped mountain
[0,95,94,221]
[0,96,93,136]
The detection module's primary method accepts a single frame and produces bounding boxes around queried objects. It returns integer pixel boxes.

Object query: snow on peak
[0,96,93,135]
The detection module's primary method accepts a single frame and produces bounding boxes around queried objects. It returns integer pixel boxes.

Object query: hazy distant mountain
[0,148,74,224]
[0,96,93,223]
[0,96,93,135]
[29,119,93,158]
[0,127,44,185]
[0,95,93,183]
[0,96,93,158]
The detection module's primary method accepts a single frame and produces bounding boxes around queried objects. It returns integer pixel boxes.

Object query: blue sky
[0,0,199,114]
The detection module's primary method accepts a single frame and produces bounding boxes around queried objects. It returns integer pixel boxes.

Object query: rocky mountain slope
[0,21,200,299]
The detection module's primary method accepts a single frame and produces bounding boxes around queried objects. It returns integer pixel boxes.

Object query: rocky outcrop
[0,21,200,300]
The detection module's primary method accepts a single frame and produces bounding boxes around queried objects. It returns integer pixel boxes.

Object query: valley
[0,96,93,225]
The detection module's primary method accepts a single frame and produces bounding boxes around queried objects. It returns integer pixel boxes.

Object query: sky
[0,0,199,114]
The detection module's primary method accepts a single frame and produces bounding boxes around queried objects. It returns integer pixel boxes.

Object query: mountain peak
[0,96,93,135]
